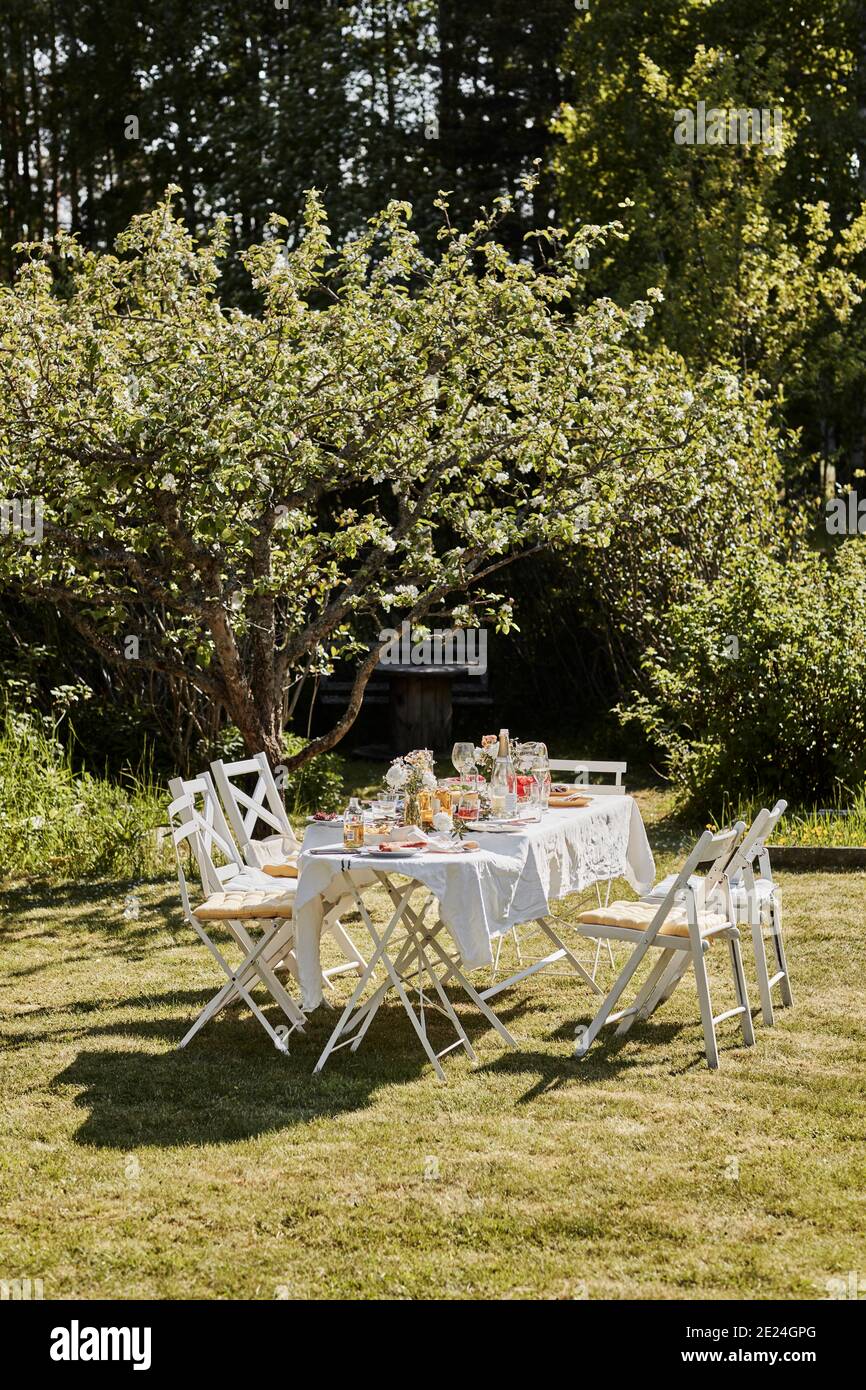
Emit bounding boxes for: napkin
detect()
[548,791,591,808]
[376,825,429,852]
[261,860,299,878]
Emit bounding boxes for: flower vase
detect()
[404,792,422,828]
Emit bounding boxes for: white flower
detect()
[474,747,486,761]
[385,762,408,790]
[681,389,695,407]
[432,811,454,833]
[421,770,437,790]
[31,815,44,830]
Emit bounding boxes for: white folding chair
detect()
[573,827,755,1069]
[167,791,306,1053]
[168,770,244,884]
[546,758,628,978]
[210,753,366,982]
[720,801,792,1026]
[168,770,305,986]
[169,769,321,1000]
[548,759,627,796]
[210,752,300,865]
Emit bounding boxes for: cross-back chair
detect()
[167,790,306,1053]
[573,826,754,1069]
[210,753,366,981]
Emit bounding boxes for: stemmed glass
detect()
[451,742,477,784]
[531,742,550,814]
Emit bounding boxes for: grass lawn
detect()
[1,794,864,1300]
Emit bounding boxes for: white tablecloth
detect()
[293,796,655,1010]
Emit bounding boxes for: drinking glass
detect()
[532,742,551,812]
[451,741,476,780]
[456,789,480,821]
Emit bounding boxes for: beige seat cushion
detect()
[260,861,299,879]
[577,899,729,939]
[193,890,296,921]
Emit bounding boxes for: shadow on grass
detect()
[51,990,498,1148]
[474,1014,745,1101]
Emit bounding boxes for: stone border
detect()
[771,845,866,870]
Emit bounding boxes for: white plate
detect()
[464,820,528,833]
[358,846,425,859]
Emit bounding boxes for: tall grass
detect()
[712,785,866,847]
[0,711,168,883]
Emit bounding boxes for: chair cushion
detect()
[223,866,297,894]
[193,889,296,921]
[643,874,776,911]
[730,877,776,904]
[244,833,299,868]
[576,899,729,938]
[642,872,701,904]
[260,861,299,879]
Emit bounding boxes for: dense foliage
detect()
[553,0,866,495]
[1,1,865,810]
[0,0,576,284]
[623,541,866,812]
[0,182,775,768]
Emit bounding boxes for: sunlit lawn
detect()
[1,793,864,1300]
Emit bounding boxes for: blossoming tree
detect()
[0,182,773,769]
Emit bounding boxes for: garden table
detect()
[293,798,655,1076]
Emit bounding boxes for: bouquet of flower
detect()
[473,734,500,781]
[385,748,437,796]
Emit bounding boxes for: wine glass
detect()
[531,742,551,812]
[451,741,476,783]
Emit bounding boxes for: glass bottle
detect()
[342,796,364,850]
[491,728,517,817]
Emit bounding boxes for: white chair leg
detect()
[691,942,719,1070]
[324,913,367,975]
[574,930,661,1058]
[490,932,506,982]
[591,880,615,974]
[727,931,756,1046]
[614,949,676,1036]
[512,925,524,968]
[591,937,603,981]
[750,917,775,1027]
[641,951,690,1019]
[770,896,794,1007]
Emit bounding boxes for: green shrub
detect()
[0,712,166,882]
[622,540,866,813]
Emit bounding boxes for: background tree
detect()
[0,186,775,766]
[0,0,578,284]
[552,0,866,495]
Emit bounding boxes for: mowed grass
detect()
[1,810,865,1299]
